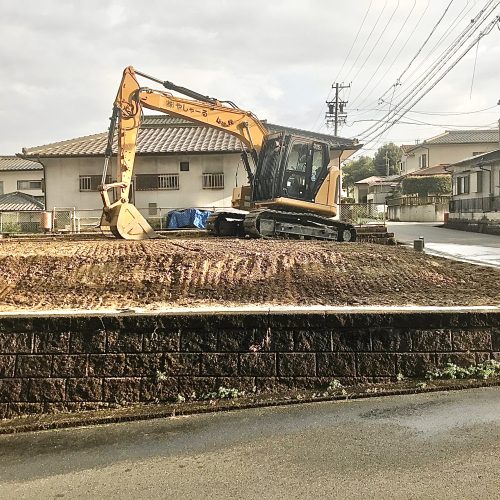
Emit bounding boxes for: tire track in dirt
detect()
[0,237,498,310]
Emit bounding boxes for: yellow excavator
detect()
[99,66,360,241]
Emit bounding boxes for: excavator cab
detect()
[252,133,332,209]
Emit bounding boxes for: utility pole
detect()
[385,150,389,176]
[326,82,350,136]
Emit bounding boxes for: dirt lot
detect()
[0,237,498,311]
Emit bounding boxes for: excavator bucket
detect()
[100,203,158,240]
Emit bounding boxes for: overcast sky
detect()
[1,0,499,156]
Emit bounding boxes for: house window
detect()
[79,176,92,191]
[475,171,483,193]
[17,180,42,190]
[418,154,427,169]
[0,181,3,195]
[457,175,470,195]
[202,173,224,189]
[180,161,190,172]
[158,174,179,190]
[136,174,179,190]
[79,175,110,192]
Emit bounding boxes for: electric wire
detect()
[347,0,401,93]
[377,0,456,104]
[359,13,500,149]
[311,0,374,130]
[349,0,416,109]
[388,0,480,103]
[357,2,498,142]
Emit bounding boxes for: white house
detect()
[446,149,500,230]
[0,157,44,200]
[21,116,357,218]
[400,129,500,175]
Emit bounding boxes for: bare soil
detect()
[0,237,498,311]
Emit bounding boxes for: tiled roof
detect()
[356,175,402,186]
[406,164,451,176]
[355,176,382,185]
[22,115,358,158]
[400,144,415,154]
[0,156,42,171]
[424,129,500,145]
[0,192,44,211]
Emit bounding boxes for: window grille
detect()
[79,175,110,192]
[202,172,224,189]
[136,174,179,191]
[158,174,179,190]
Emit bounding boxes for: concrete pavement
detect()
[388,222,500,268]
[0,386,499,499]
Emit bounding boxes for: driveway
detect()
[0,387,499,499]
[387,222,500,268]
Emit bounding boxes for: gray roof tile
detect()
[0,192,44,211]
[22,116,358,158]
[425,129,500,145]
[0,156,43,171]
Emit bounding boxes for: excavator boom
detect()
[99,66,269,240]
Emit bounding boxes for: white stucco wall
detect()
[403,143,497,173]
[43,153,244,211]
[0,170,43,196]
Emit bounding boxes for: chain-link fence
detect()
[339,203,386,225]
[0,211,43,234]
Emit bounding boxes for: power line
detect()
[357,1,498,143]
[311,0,374,130]
[359,12,500,149]
[349,0,416,109]
[341,0,388,83]
[377,0,456,104]
[351,0,431,112]
[388,0,479,104]
[347,0,402,89]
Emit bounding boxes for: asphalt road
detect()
[0,387,499,499]
[387,222,500,268]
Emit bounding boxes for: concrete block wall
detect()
[0,312,499,418]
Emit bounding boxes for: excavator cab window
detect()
[282,140,328,201]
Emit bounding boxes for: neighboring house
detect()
[446,149,500,232]
[400,129,500,175]
[353,176,381,203]
[21,116,358,213]
[353,175,400,203]
[387,164,451,222]
[0,157,44,201]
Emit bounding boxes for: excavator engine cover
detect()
[101,202,158,240]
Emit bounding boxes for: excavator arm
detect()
[99,66,269,239]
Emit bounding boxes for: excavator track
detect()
[206,211,246,237]
[207,209,356,242]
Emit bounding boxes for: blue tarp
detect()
[167,209,213,229]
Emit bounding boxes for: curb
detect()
[1,378,499,436]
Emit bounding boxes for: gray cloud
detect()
[1,0,498,154]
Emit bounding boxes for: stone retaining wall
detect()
[0,311,499,418]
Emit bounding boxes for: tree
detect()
[342,156,375,196]
[373,143,402,176]
[401,175,452,196]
